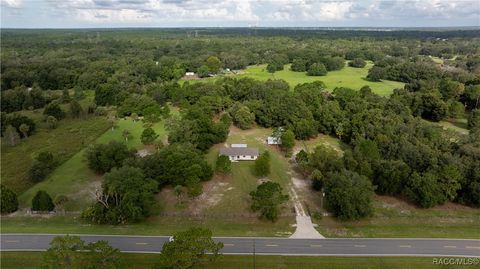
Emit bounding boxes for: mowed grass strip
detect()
[0,215,294,237]
[316,196,480,239]
[0,252,466,269]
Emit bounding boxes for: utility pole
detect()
[253,238,256,269]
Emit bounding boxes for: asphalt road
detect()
[1,234,479,257]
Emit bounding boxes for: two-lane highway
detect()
[1,234,479,257]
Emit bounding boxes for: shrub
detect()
[140,127,159,145]
[1,185,19,214]
[43,102,66,120]
[32,190,55,211]
[348,58,367,68]
[254,151,271,177]
[307,63,327,76]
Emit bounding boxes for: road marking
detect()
[310,244,323,248]
[354,245,366,248]
[135,242,148,245]
[223,244,235,247]
[4,240,20,243]
[466,246,480,249]
[399,245,411,248]
[266,244,278,247]
[444,246,457,249]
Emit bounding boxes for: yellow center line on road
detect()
[443,246,457,248]
[135,242,148,245]
[399,245,411,248]
[223,244,235,247]
[354,245,366,248]
[466,246,480,249]
[266,244,279,247]
[4,240,20,243]
[310,244,323,248]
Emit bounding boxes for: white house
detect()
[219,147,259,161]
[185,71,195,76]
[267,136,282,145]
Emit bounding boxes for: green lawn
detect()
[17,118,169,211]
[204,126,292,215]
[0,252,468,269]
[184,62,405,96]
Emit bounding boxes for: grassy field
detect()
[0,252,468,269]
[17,118,170,211]
[0,91,111,194]
[184,62,405,96]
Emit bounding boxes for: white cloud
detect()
[1,0,22,8]
[2,0,478,27]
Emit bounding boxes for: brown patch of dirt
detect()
[189,175,232,214]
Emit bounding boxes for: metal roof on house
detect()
[219,147,259,157]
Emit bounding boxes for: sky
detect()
[1,0,479,28]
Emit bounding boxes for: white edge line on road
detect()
[1,249,479,258]
[1,233,480,241]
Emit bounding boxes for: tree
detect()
[54,195,69,213]
[159,228,223,269]
[324,170,374,220]
[250,181,289,222]
[141,127,159,145]
[468,109,480,129]
[4,125,20,146]
[19,123,30,138]
[43,102,66,120]
[366,66,385,82]
[215,155,231,175]
[293,118,318,139]
[311,169,324,191]
[41,235,85,269]
[291,58,307,72]
[230,103,255,130]
[85,141,133,174]
[41,235,120,269]
[206,56,222,74]
[254,151,271,177]
[197,65,210,78]
[349,58,367,68]
[32,190,55,211]
[85,240,120,269]
[280,129,295,156]
[46,116,58,129]
[70,100,84,118]
[82,166,157,224]
[1,185,18,214]
[122,129,131,142]
[29,151,57,182]
[307,63,327,76]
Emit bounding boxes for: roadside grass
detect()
[0,252,466,269]
[182,62,405,96]
[0,215,293,237]
[316,195,480,239]
[17,118,169,211]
